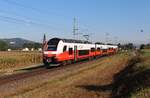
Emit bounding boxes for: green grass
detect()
[129,50,150,98]
[131,88,150,98]
[140,49,150,57]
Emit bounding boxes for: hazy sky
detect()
[0,0,149,44]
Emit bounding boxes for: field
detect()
[11,51,149,98]
[0,50,149,98]
[0,51,42,71]
[0,52,130,97]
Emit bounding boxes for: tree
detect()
[34,43,42,49]
[126,43,134,49]
[23,43,42,49]
[119,43,135,50]
[117,43,121,47]
[140,44,145,49]
[142,44,150,49]
[0,40,8,51]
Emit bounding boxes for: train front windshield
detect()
[47,38,60,51]
[47,45,57,51]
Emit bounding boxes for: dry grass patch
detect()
[0,51,42,70]
[13,53,130,98]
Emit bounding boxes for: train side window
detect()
[103,49,107,52]
[97,48,100,51]
[91,48,95,52]
[79,50,89,56]
[69,48,73,55]
[63,45,67,52]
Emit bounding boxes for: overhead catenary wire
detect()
[1,0,96,40]
[0,9,41,23]
[2,0,69,19]
[0,15,41,26]
[2,0,94,30]
[0,0,71,31]
[0,9,68,32]
[3,0,41,13]
[0,14,65,31]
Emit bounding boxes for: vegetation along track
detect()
[0,57,96,85]
[1,52,145,98]
[0,54,116,96]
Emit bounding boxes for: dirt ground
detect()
[11,53,130,98]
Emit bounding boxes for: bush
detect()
[0,40,8,51]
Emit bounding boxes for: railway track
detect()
[0,57,103,86]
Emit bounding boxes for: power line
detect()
[1,0,97,41]
[1,0,70,31]
[0,9,39,23]
[0,14,60,30]
[105,33,110,44]
[2,0,68,19]
[2,0,95,38]
[3,0,40,13]
[1,0,99,41]
[78,22,96,41]
[0,15,28,24]
[0,9,66,31]
[83,34,89,41]
[0,16,24,25]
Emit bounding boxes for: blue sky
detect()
[0,0,149,44]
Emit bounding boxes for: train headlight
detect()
[44,51,49,54]
[46,58,52,63]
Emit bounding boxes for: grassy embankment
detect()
[107,49,150,98]
[13,51,150,98]
[13,52,131,98]
[0,50,149,98]
[0,51,42,70]
[128,49,150,98]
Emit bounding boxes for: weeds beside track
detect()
[1,51,149,98]
[0,51,42,70]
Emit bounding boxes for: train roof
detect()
[48,38,118,48]
[49,38,92,44]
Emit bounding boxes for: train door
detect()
[74,45,77,61]
[95,44,97,56]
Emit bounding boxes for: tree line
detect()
[118,43,136,50]
[0,40,42,51]
[140,44,150,49]
[22,43,42,49]
[0,40,149,51]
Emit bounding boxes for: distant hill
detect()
[1,38,40,48]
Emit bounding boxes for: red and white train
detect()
[43,38,118,67]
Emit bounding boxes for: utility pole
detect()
[114,36,118,45]
[73,17,79,40]
[83,34,90,41]
[105,33,109,44]
[42,33,46,51]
